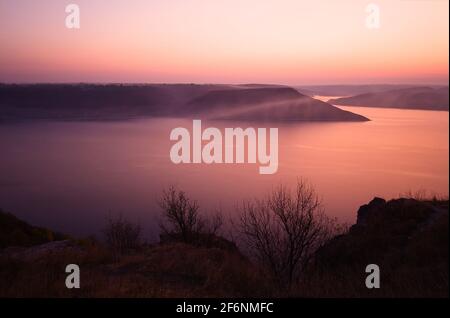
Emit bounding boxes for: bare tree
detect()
[159,186,222,243]
[236,179,340,288]
[103,214,141,257]
[204,210,224,236]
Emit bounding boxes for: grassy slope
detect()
[0,209,68,249]
[0,198,448,297]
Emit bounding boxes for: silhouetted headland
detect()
[328,86,449,111]
[0,84,369,122]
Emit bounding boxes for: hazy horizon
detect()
[1,0,448,85]
[0,82,448,86]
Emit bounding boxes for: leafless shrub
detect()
[400,189,449,202]
[204,210,224,236]
[236,179,342,289]
[159,186,223,243]
[103,215,141,257]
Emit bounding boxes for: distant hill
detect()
[184,87,368,121]
[0,84,368,122]
[328,86,449,111]
[0,84,227,121]
[296,84,428,97]
[215,94,369,122]
[183,87,299,115]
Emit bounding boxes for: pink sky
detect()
[0,0,448,85]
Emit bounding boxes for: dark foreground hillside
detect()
[0,210,68,249]
[303,197,449,297]
[0,197,448,297]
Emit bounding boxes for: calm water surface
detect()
[0,104,448,239]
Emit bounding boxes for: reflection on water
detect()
[0,106,448,239]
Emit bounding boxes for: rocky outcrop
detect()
[355,197,386,226]
[351,197,440,232]
[313,197,448,297]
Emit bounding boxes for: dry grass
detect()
[0,241,274,298]
[0,195,447,298]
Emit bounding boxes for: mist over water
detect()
[0,105,448,239]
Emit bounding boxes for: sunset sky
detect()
[0,0,448,85]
